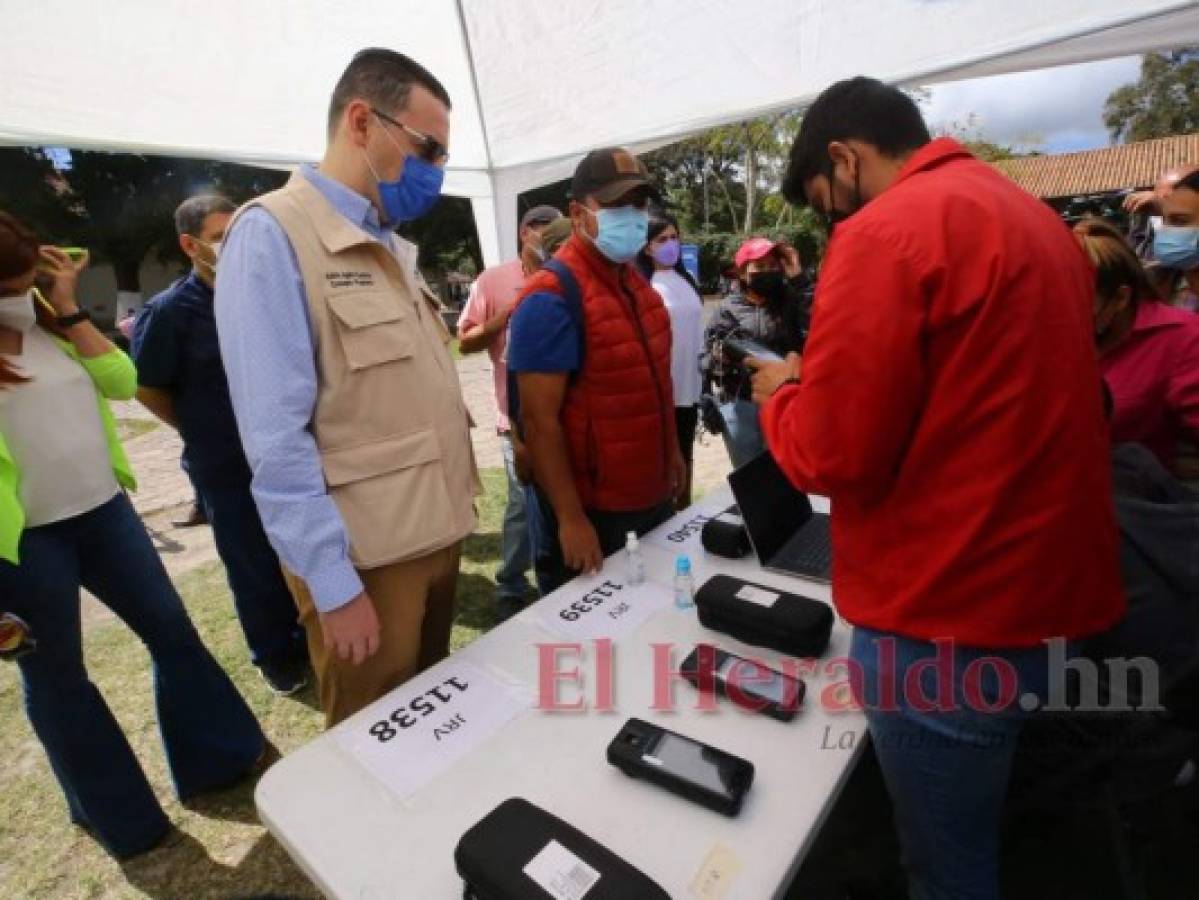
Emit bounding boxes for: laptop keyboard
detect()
[775,517,832,575]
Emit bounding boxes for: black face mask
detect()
[747,270,788,304]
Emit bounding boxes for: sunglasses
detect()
[371,108,449,165]
[0,613,36,662]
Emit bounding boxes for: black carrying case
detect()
[700,505,751,559]
[695,573,834,657]
[455,798,670,900]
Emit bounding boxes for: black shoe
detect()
[259,657,309,696]
[496,596,526,623]
[172,503,208,528]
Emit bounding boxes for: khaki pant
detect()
[284,542,462,727]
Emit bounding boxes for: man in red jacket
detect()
[509,149,686,595]
[750,78,1124,899]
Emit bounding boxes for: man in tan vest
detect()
[214,48,478,726]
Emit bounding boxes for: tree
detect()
[399,195,483,276]
[933,113,1033,162]
[643,135,745,234]
[1104,49,1199,142]
[0,148,82,241]
[63,153,289,295]
[642,110,804,237]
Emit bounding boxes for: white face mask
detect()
[194,239,220,276]
[0,290,36,333]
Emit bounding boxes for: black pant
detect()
[675,405,699,464]
[194,477,306,670]
[532,488,674,596]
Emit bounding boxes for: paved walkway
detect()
[93,351,731,626]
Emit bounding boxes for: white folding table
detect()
[256,487,867,899]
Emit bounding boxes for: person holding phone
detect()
[700,237,811,467]
[750,78,1123,899]
[0,210,265,859]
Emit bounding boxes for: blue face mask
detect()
[370,154,444,226]
[1153,226,1199,271]
[586,206,649,263]
[365,123,445,226]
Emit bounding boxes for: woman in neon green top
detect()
[0,211,264,859]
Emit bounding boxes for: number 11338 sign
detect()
[336,660,529,800]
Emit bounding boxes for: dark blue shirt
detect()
[132,272,249,485]
[507,291,582,374]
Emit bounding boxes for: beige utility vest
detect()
[236,172,478,571]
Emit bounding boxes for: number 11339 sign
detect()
[537,575,673,640]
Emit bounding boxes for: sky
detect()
[922,54,1143,153]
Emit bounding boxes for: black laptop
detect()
[727,451,832,583]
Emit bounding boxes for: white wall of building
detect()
[76,256,185,328]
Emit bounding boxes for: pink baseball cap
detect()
[734,237,780,269]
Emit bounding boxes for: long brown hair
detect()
[0,210,62,387]
[1073,217,1161,306]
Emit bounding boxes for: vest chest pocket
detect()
[327,291,414,371]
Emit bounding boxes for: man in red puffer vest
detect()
[509,148,686,595]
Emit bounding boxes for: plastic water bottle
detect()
[674,555,695,609]
[625,531,645,585]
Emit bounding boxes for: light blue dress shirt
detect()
[214,165,399,613]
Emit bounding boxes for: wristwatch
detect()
[56,310,91,329]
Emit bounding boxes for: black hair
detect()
[328,48,452,139]
[1177,169,1199,193]
[174,194,235,237]
[782,76,930,206]
[635,208,700,292]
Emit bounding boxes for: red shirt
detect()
[762,138,1124,648]
[1100,300,1199,471]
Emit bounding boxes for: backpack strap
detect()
[542,258,584,348]
[507,258,585,441]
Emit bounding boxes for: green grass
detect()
[0,467,510,899]
[114,419,159,443]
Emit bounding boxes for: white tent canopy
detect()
[2,0,1198,266]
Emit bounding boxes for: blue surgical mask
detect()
[365,127,445,226]
[585,206,649,263]
[1154,226,1199,270]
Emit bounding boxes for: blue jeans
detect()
[718,399,765,469]
[850,627,1057,900]
[0,493,265,858]
[495,434,533,603]
[524,482,553,598]
[194,477,306,669]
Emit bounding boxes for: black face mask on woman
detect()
[747,270,788,304]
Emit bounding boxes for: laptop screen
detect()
[727,451,813,565]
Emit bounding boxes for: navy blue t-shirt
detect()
[507,290,582,374]
[132,273,249,485]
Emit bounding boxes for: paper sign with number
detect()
[335,660,529,800]
[536,574,673,641]
[641,496,733,554]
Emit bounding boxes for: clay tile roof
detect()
[991,133,1199,199]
